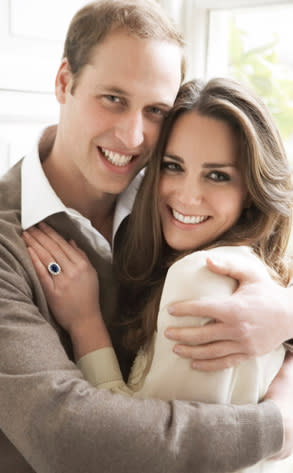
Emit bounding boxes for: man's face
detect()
[55,30,182,199]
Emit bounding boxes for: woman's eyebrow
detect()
[202,162,237,168]
[163,153,184,163]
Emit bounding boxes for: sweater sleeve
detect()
[77,347,133,396]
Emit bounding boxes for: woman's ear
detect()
[55,58,73,104]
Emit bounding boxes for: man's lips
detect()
[99,146,136,167]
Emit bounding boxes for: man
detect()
[0,1,292,472]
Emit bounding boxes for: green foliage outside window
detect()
[228,18,293,153]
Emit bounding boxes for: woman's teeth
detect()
[101,147,133,167]
[172,209,208,224]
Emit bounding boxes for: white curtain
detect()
[157,0,209,80]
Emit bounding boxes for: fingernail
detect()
[192,362,200,369]
[167,305,174,314]
[173,346,182,355]
[165,329,174,339]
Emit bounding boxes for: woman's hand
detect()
[22,222,112,359]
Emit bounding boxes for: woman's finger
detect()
[24,227,76,270]
[69,240,88,259]
[38,223,81,263]
[27,246,55,294]
[23,230,58,268]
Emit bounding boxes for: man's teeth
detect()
[172,209,208,224]
[101,147,133,167]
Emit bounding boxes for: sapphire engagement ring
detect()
[48,262,62,276]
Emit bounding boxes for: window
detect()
[1,0,293,174]
[0,0,88,174]
[206,2,293,163]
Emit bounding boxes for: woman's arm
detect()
[136,246,285,405]
[22,222,132,394]
[22,223,112,360]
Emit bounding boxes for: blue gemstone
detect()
[50,263,59,273]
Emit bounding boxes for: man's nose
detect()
[115,111,144,149]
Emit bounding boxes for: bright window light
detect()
[206,3,293,164]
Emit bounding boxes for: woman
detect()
[23,78,292,471]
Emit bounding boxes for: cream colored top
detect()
[78,246,291,473]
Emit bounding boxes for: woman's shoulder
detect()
[169,245,258,272]
[202,245,255,260]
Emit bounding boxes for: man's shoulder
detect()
[0,161,24,259]
[0,160,22,224]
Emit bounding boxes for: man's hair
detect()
[63,0,186,90]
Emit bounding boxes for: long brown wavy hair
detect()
[114,78,292,354]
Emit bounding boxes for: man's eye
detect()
[148,107,168,118]
[105,95,121,103]
[208,171,230,182]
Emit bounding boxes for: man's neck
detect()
[40,135,116,242]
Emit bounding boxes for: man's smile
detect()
[99,146,136,167]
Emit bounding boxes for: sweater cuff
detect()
[77,347,123,387]
[247,400,283,460]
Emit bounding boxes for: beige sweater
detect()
[0,162,283,473]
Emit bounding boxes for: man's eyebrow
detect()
[100,86,130,97]
[99,87,174,108]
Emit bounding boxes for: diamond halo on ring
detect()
[48,262,62,276]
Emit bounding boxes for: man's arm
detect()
[166,253,293,371]
[0,242,284,473]
[265,352,293,460]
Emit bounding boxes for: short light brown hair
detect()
[63,0,186,89]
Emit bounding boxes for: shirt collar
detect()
[21,131,144,240]
[21,140,67,230]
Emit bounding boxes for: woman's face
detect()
[159,110,247,251]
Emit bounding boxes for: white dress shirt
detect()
[21,133,143,261]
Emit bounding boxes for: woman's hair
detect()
[114,77,292,353]
[63,0,186,92]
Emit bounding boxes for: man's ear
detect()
[55,58,73,104]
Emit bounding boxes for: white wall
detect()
[0,0,89,171]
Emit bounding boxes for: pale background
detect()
[0,0,292,175]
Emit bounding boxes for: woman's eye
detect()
[208,171,230,182]
[161,161,182,172]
